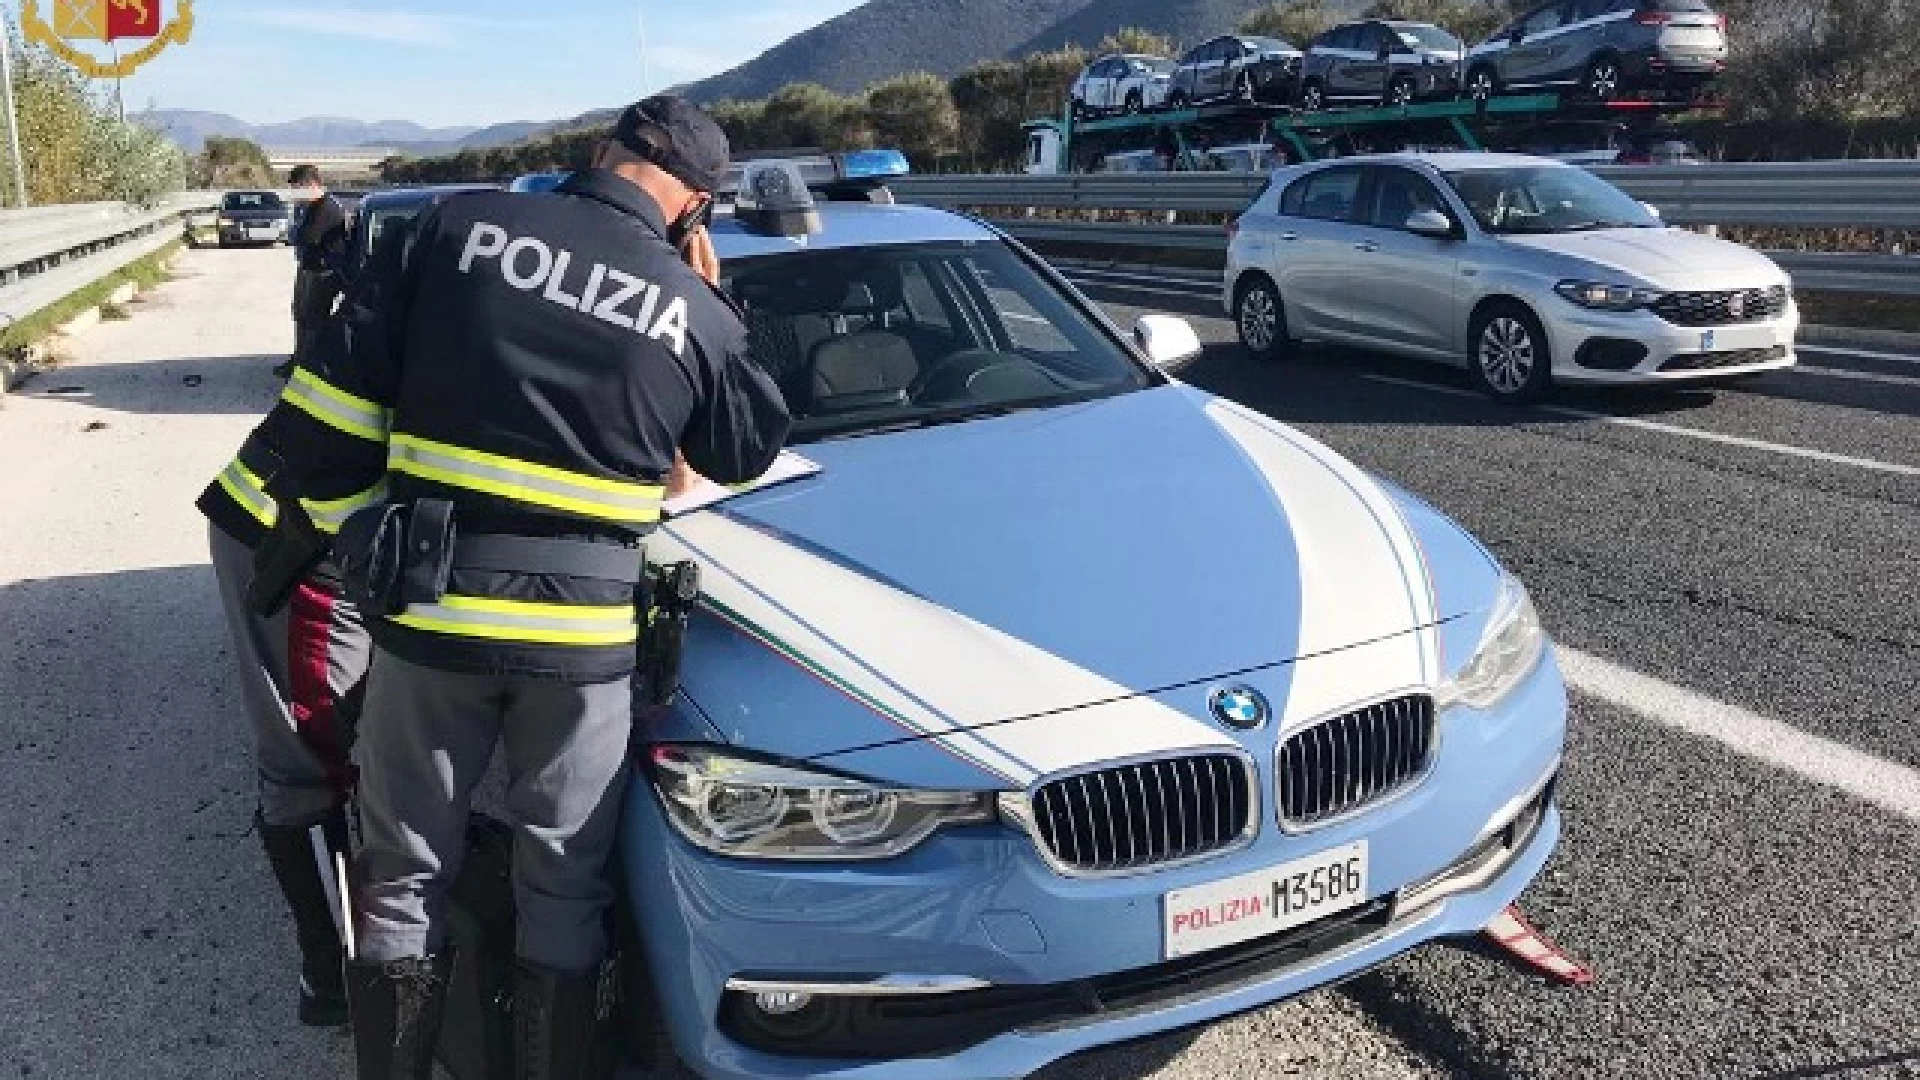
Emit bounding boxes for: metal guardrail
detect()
[893,163,1920,295]
[982,221,1920,296]
[893,161,1920,228]
[0,193,219,329]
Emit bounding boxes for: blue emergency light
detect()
[835,149,910,181]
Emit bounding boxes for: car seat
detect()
[807,276,919,414]
[733,270,849,407]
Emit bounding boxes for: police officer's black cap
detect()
[611,96,731,193]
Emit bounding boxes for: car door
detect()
[1190,38,1221,98]
[1343,25,1391,100]
[1100,57,1129,108]
[1351,165,1461,355]
[1507,2,1575,86]
[1270,164,1368,337]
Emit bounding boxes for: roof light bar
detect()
[733,160,821,238]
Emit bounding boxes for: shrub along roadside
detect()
[0,241,180,358]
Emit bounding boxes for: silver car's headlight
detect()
[650,745,995,860]
[1437,575,1546,711]
[1555,280,1662,311]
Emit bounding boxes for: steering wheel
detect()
[908,350,1030,405]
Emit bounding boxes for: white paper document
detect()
[663,450,822,518]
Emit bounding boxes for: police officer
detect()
[243,95,790,1080]
[284,163,349,379]
[194,258,398,1025]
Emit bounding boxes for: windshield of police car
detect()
[1443,165,1660,234]
[724,241,1152,442]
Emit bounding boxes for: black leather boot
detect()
[256,809,350,1026]
[346,955,450,1080]
[512,960,604,1080]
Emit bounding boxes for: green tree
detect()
[949,60,1032,169]
[864,72,959,168]
[2,36,185,206]
[757,82,866,151]
[1094,27,1176,57]
[195,136,273,188]
[708,99,768,153]
[1238,0,1336,44]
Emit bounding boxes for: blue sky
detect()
[6,0,867,128]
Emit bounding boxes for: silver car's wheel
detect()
[1585,56,1621,101]
[1467,67,1497,102]
[1470,306,1550,400]
[1235,276,1289,363]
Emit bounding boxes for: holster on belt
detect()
[639,560,700,707]
[335,497,459,616]
[244,439,324,617]
[335,503,409,616]
[247,503,329,617]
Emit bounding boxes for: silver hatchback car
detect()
[1224,153,1797,399]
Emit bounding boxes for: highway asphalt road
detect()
[1,248,1914,1080]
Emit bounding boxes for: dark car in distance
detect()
[1165,34,1304,108]
[1463,0,1728,103]
[215,190,290,248]
[343,184,498,279]
[1299,20,1465,109]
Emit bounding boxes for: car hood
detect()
[1499,226,1786,289]
[653,386,1500,769]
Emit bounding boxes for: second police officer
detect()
[242,96,791,1080]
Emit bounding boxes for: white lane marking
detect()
[1352,373,1920,479]
[1063,266,1221,288]
[1064,275,1222,303]
[1799,344,1920,368]
[1783,364,1920,389]
[1558,647,1920,824]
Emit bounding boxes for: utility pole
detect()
[0,14,28,208]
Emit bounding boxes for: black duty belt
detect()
[451,534,646,584]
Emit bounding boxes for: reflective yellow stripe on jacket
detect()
[281,368,389,443]
[390,595,639,647]
[387,433,664,526]
[215,458,279,528]
[299,481,389,535]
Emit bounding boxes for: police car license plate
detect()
[249,226,276,238]
[1162,841,1368,959]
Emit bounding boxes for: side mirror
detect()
[1133,314,1204,368]
[1405,209,1456,238]
[1510,27,1527,42]
[1641,201,1662,219]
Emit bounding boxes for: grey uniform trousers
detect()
[209,522,370,828]
[352,649,633,972]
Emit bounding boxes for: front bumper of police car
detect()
[619,669,1564,1080]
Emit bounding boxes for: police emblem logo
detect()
[1726,291,1746,320]
[22,0,195,80]
[1208,685,1270,731]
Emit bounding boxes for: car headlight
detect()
[649,745,995,860]
[1555,280,1661,311]
[1437,575,1546,711]
[217,216,233,226]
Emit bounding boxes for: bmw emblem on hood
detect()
[1209,685,1270,731]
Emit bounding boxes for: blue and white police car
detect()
[616,150,1568,1079]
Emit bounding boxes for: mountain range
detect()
[674,0,1305,103]
[142,0,1354,156]
[133,111,550,155]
